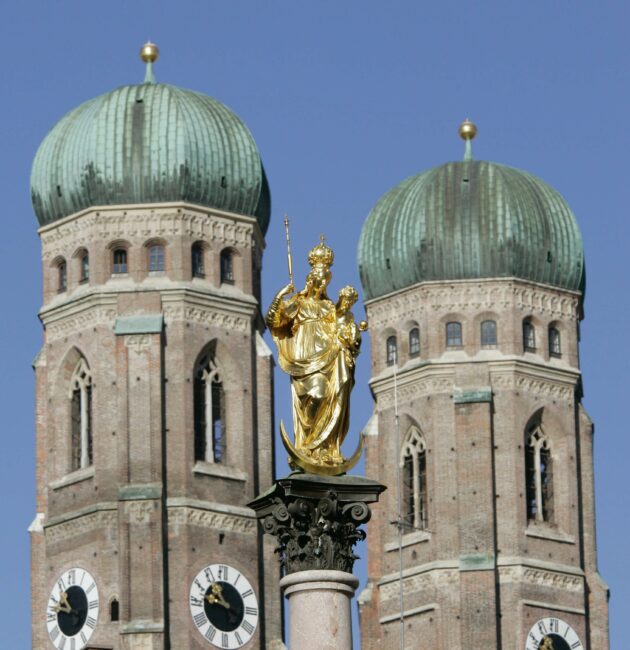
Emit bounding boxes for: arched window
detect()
[401,427,428,531]
[70,359,93,471]
[386,335,397,366]
[409,328,420,358]
[194,352,225,463]
[220,249,234,284]
[57,260,67,293]
[80,252,89,283]
[446,321,462,347]
[192,243,205,278]
[525,425,553,523]
[549,326,561,357]
[112,248,128,274]
[148,244,165,272]
[523,319,536,351]
[480,320,497,346]
[110,598,119,621]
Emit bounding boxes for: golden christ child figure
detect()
[266,237,365,475]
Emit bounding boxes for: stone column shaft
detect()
[280,570,358,650]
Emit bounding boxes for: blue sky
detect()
[1,1,627,647]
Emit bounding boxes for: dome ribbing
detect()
[31,82,270,232]
[358,160,584,300]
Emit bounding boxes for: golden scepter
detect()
[284,215,294,287]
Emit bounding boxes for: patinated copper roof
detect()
[358,160,584,300]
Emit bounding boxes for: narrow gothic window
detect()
[70,359,93,471]
[446,321,462,347]
[409,327,420,357]
[220,249,234,284]
[148,244,165,272]
[80,252,89,283]
[480,320,497,346]
[386,335,397,366]
[400,427,428,531]
[58,260,67,293]
[192,243,205,278]
[113,248,128,274]
[110,598,119,622]
[549,326,561,357]
[523,320,536,351]
[194,353,226,463]
[525,425,554,523]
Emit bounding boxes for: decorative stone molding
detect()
[365,279,579,329]
[168,506,256,534]
[379,569,458,601]
[125,501,155,524]
[44,307,118,341]
[40,205,259,262]
[124,334,153,355]
[249,473,385,575]
[499,565,582,592]
[162,304,250,333]
[45,509,117,543]
[375,377,453,407]
[491,374,574,400]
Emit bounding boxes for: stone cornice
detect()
[377,556,585,601]
[365,278,580,329]
[39,285,258,339]
[166,498,256,534]
[39,201,264,257]
[372,357,580,407]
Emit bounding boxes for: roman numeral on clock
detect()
[235,631,243,645]
[241,588,253,598]
[88,599,99,609]
[50,625,60,641]
[241,619,255,635]
[571,643,582,649]
[86,616,97,629]
[193,611,206,627]
[245,606,258,616]
[205,625,216,642]
[221,632,229,648]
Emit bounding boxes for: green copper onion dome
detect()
[31,44,270,232]
[358,124,584,300]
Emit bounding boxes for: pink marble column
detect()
[280,570,359,650]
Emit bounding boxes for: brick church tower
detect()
[29,44,282,649]
[356,123,609,649]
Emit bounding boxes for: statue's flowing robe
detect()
[270,293,354,459]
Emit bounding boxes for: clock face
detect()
[525,617,583,650]
[46,567,99,649]
[190,563,259,648]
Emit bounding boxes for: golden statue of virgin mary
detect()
[266,238,365,475]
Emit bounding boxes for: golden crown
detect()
[308,236,334,270]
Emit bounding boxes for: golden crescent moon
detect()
[280,421,364,476]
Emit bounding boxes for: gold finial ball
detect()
[459,119,477,141]
[359,320,369,332]
[140,41,159,64]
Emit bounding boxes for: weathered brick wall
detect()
[32,203,281,649]
[360,278,609,649]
